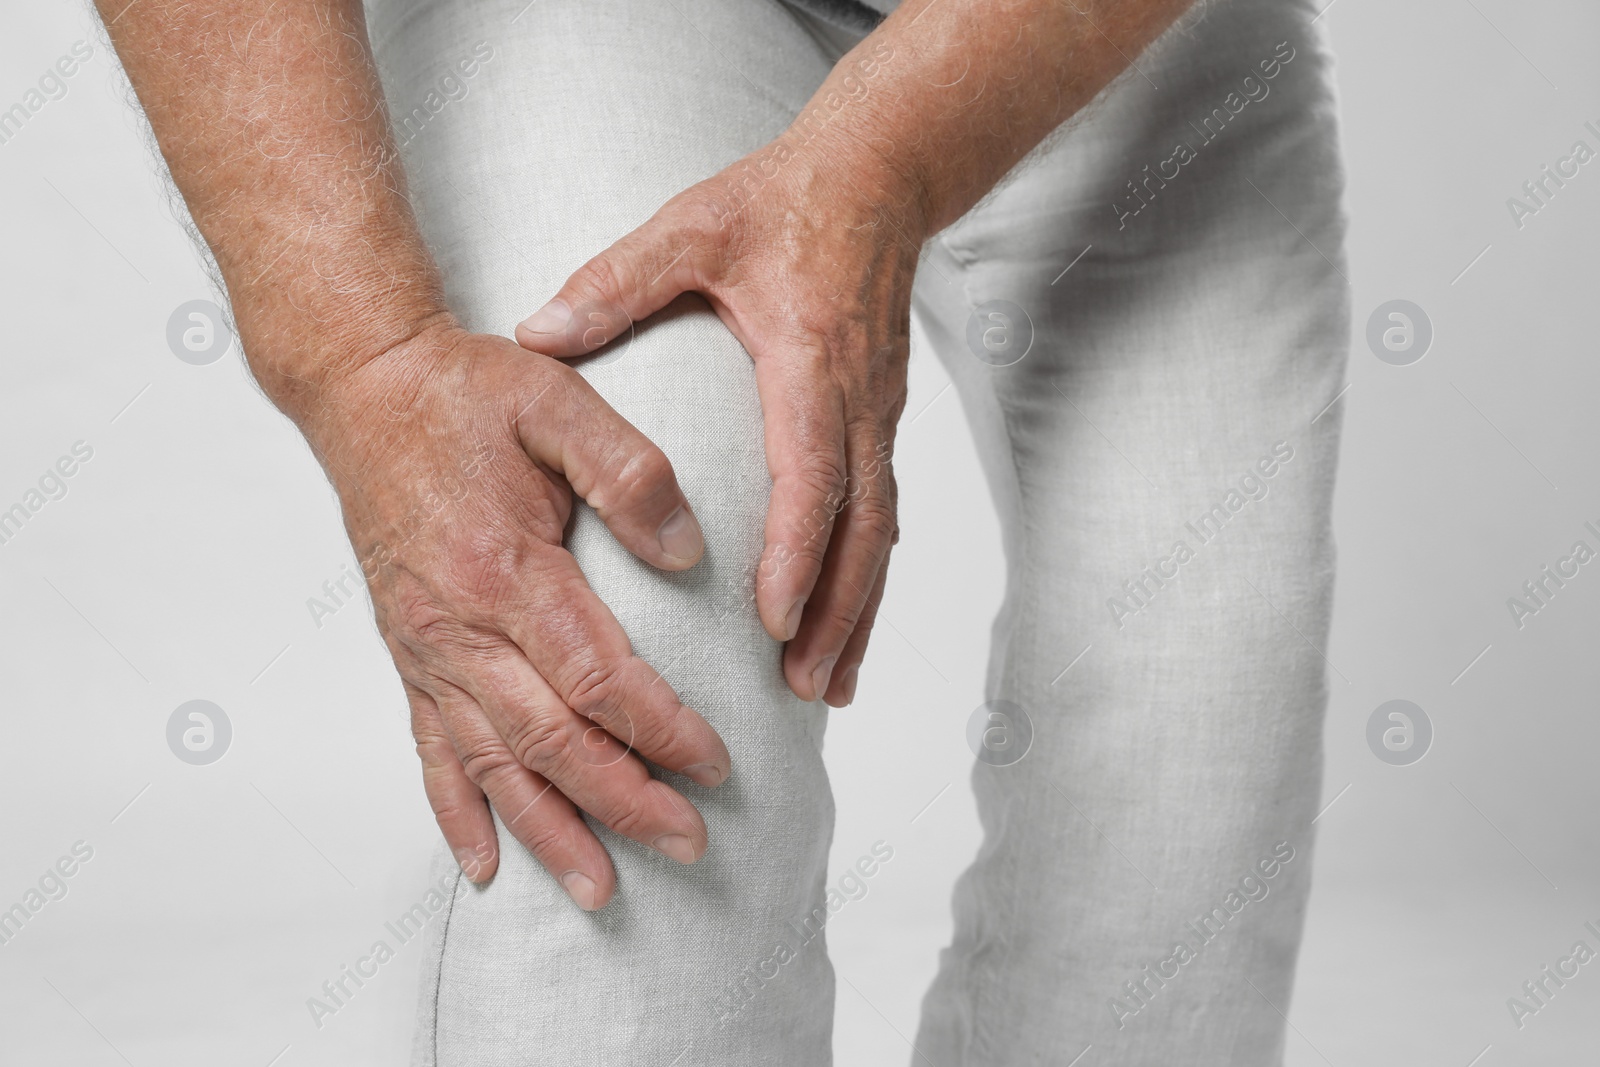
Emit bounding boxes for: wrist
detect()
[765,111,938,248]
[222,212,455,430]
[276,312,466,463]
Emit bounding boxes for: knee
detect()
[566,296,770,626]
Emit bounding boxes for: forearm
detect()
[800,0,1197,233]
[93,0,448,431]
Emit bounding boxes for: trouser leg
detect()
[910,2,1349,1062]
[364,1,846,1062]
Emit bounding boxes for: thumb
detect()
[515,215,711,357]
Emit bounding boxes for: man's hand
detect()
[513,0,1196,707]
[92,0,741,910]
[309,324,729,908]
[515,136,914,709]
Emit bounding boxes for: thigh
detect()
[364,2,846,1064]
[911,0,1348,1062]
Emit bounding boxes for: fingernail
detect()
[682,761,728,788]
[783,598,806,641]
[560,870,599,910]
[518,297,571,337]
[652,833,699,864]
[658,506,704,564]
[454,846,489,883]
[838,664,860,706]
[811,657,836,702]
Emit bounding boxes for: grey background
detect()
[3,0,1598,1063]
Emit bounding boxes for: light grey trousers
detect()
[366,0,1350,1063]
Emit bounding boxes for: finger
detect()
[514,208,713,357]
[426,633,712,866]
[502,543,731,786]
[406,681,499,884]
[821,548,891,708]
[748,353,850,644]
[429,682,617,911]
[515,364,705,570]
[782,424,897,701]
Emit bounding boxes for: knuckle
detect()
[606,699,679,764]
[513,813,575,862]
[564,662,625,723]
[603,795,655,841]
[390,589,468,650]
[675,188,731,234]
[823,580,887,639]
[881,389,909,426]
[425,792,476,827]
[850,611,882,644]
[607,445,675,508]
[519,494,569,546]
[504,713,575,776]
[787,532,831,572]
[794,451,848,501]
[443,534,525,605]
[386,549,523,657]
[818,600,866,638]
[848,496,899,544]
[785,455,850,554]
[572,255,627,305]
[816,319,871,361]
[411,722,454,763]
[457,741,521,790]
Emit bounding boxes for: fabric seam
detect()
[429,863,465,1065]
